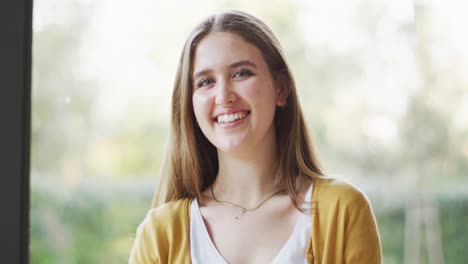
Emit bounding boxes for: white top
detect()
[190,183,313,264]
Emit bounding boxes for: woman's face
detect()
[191,32,284,153]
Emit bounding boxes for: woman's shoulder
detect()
[133,198,192,244]
[313,176,371,208]
[130,198,193,263]
[135,198,192,237]
[144,198,192,225]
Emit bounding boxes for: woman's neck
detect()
[212,137,281,208]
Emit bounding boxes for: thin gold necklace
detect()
[210,185,281,220]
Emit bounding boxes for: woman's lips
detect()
[214,111,250,128]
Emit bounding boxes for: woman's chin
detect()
[214,138,249,154]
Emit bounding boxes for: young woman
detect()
[129,10,381,264]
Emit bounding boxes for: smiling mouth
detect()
[214,111,250,124]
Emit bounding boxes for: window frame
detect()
[0,0,32,263]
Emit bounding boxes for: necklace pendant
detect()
[235,208,247,220]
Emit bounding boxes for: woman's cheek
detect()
[244,79,264,99]
[193,92,213,124]
[246,78,276,104]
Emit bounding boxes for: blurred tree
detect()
[32,1,97,176]
[400,2,466,263]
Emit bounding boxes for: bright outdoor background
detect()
[31,0,468,263]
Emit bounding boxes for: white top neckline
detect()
[190,183,314,264]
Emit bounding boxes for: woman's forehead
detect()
[192,32,266,76]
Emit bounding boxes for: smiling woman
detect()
[192,32,284,153]
[129,10,381,264]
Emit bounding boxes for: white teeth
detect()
[217,112,247,124]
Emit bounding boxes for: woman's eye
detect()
[233,69,252,79]
[197,79,214,88]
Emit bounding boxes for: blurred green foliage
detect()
[31,180,468,263]
[31,179,154,264]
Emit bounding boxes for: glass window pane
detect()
[32,0,468,263]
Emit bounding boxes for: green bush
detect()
[31,180,468,263]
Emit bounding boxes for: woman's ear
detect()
[275,72,290,107]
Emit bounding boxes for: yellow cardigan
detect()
[129,178,382,263]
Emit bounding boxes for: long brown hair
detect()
[152,10,326,208]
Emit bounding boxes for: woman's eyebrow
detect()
[193,69,212,80]
[228,60,257,69]
[193,60,257,80]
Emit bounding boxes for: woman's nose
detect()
[214,80,236,106]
